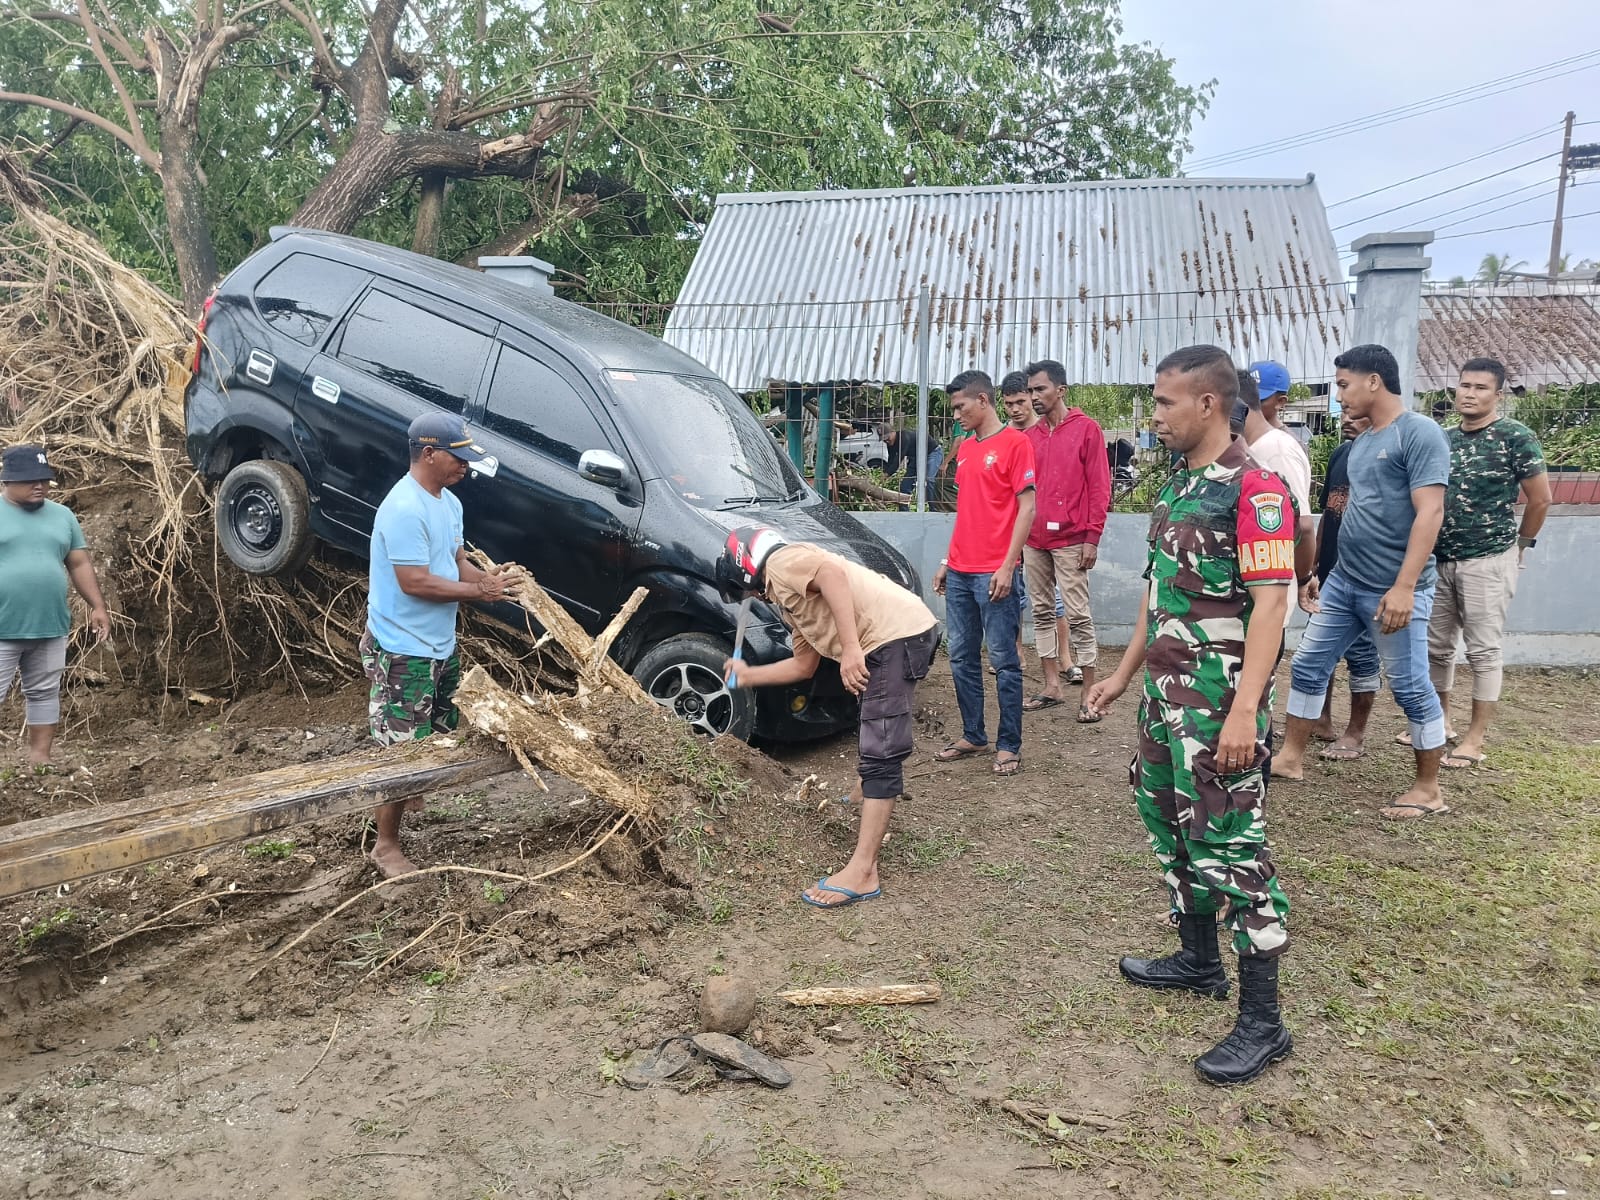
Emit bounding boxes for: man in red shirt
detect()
[1022,359,1112,721]
[932,370,1037,775]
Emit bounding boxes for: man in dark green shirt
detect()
[1426,359,1550,769]
[0,445,111,768]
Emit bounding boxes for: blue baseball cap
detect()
[408,412,484,460]
[1248,361,1291,399]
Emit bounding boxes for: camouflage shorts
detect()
[1132,688,1290,959]
[359,627,462,747]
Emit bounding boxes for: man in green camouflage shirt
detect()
[1087,345,1294,1086]
[1426,357,1550,769]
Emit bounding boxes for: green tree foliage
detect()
[0,0,1211,309]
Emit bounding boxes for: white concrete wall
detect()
[854,511,1600,665]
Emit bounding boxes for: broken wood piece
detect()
[0,744,512,901]
[776,982,942,1007]
[587,586,648,677]
[995,1099,1121,1134]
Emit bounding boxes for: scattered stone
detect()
[699,975,757,1035]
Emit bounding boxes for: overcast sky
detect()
[1121,0,1600,280]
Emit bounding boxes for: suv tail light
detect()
[190,293,215,374]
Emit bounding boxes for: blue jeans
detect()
[1287,570,1446,750]
[1317,571,1380,688]
[945,569,1023,754]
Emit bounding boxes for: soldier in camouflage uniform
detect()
[362,412,508,877]
[1086,345,1295,1086]
[1427,357,1551,769]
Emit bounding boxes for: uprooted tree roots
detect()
[2,153,790,983]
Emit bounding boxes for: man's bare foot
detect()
[1309,722,1337,742]
[370,843,419,878]
[1273,751,1306,781]
[802,865,881,907]
[1318,735,1365,761]
[1381,782,1447,821]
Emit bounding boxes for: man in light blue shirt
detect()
[362,412,507,877]
[1276,345,1453,821]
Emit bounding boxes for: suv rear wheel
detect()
[632,633,756,741]
[215,459,313,577]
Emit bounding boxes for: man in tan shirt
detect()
[718,526,939,909]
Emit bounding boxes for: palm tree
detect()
[1476,252,1528,283]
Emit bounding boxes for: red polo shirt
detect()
[948,427,1036,573]
[1025,407,1112,549]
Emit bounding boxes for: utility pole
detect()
[1548,111,1576,280]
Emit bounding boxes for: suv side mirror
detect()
[469,455,499,480]
[578,448,628,489]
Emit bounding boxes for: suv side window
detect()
[335,289,489,414]
[483,346,612,467]
[252,254,368,346]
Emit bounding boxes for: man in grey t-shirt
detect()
[1275,345,1453,821]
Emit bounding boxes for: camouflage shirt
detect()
[1144,438,1296,712]
[1434,417,1545,562]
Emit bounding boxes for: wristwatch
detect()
[1518,536,1536,550]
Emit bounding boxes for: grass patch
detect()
[748,1123,846,1197]
[891,827,974,870]
[243,838,296,861]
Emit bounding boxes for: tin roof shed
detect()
[665,178,1350,390]
[1416,282,1600,392]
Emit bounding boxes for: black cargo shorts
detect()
[858,625,941,799]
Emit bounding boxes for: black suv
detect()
[185,227,917,741]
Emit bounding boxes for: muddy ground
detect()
[1,658,1597,1200]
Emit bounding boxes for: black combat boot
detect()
[1194,955,1294,1085]
[1118,912,1230,999]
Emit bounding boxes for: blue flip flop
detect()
[801,876,882,909]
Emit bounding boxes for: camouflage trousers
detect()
[359,627,462,747]
[1133,684,1290,959]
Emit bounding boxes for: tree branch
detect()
[74,0,147,152]
[273,0,342,88]
[0,89,159,170]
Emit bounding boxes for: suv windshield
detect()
[605,370,804,507]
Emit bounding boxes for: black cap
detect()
[1,444,55,483]
[407,412,485,461]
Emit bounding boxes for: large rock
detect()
[698,976,758,1036]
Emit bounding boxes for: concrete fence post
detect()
[1349,231,1433,404]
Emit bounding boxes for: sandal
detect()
[1076,704,1103,724]
[1022,694,1063,711]
[1441,752,1485,770]
[1065,667,1084,685]
[1381,802,1451,821]
[1318,744,1365,761]
[935,741,984,762]
[992,754,1022,776]
[619,1036,700,1089]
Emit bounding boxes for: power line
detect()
[1432,184,1562,231]
[1324,125,1558,208]
[1414,176,1559,226]
[1330,153,1556,231]
[1432,207,1600,241]
[1187,50,1600,170]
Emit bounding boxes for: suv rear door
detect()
[293,283,495,536]
[453,332,642,627]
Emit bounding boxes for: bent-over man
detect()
[1086,345,1294,1086]
[364,413,507,877]
[719,528,939,909]
[0,444,112,768]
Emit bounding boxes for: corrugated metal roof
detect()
[1416,285,1600,391]
[664,178,1350,389]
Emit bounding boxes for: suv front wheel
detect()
[632,633,756,741]
[215,459,314,577]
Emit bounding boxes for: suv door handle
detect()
[246,350,276,385]
[311,376,341,404]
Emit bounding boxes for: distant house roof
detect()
[665,178,1350,390]
[1416,283,1600,391]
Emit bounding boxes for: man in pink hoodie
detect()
[1021,359,1112,721]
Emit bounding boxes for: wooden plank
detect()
[0,744,512,902]
[776,983,942,1007]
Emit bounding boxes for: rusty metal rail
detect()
[0,744,513,902]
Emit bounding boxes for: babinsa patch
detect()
[1249,489,1284,534]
